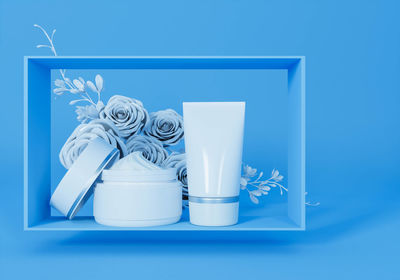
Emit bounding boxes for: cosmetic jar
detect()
[93,153,182,227]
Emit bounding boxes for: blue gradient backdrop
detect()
[1,0,399,279]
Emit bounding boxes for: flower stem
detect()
[34,24,100,106]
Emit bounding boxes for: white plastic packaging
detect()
[50,137,120,219]
[183,102,245,226]
[93,152,182,227]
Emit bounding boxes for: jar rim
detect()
[101,168,177,182]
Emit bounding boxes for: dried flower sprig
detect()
[305,192,320,207]
[53,74,104,106]
[240,165,287,204]
[34,24,104,110]
[33,24,64,77]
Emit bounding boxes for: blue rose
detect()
[126,135,168,166]
[100,95,149,138]
[59,119,127,169]
[144,109,184,146]
[163,152,187,196]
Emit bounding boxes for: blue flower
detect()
[100,95,149,138]
[144,109,184,147]
[125,135,168,166]
[163,152,187,195]
[59,119,127,169]
[75,101,104,123]
[243,164,257,178]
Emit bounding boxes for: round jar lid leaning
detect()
[50,137,120,219]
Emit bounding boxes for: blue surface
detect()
[1,0,400,279]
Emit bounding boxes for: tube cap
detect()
[189,201,239,226]
[50,137,119,219]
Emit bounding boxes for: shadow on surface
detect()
[24,179,400,257]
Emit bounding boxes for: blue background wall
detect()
[1,0,399,279]
[50,68,289,216]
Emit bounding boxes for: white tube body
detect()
[183,102,245,226]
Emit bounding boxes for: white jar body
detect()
[94,180,182,227]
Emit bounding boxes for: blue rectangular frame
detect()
[24,56,305,231]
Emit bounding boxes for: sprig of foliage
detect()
[305,192,320,206]
[240,165,287,204]
[52,74,103,106]
[33,24,63,76]
[34,24,103,106]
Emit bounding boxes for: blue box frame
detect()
[24,56,305,231]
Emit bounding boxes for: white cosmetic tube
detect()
[183,102,245,226]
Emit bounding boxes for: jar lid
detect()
[50,137,120,219]
[101,168,177,183]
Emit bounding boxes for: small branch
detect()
[306,201,320,207]
[241,167,287,203]
[34,24,65,79]
[81,91,95,105]
[34,24,102,107]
